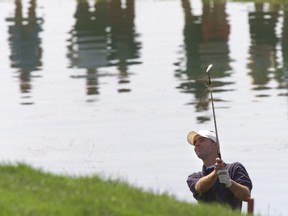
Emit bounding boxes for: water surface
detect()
[0,0,288,215]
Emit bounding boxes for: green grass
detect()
[0,163,246,216]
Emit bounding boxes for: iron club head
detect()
[206,64,213,73]
[206,64,213,85]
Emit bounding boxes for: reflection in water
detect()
[67,0,141,99]
[247,3,279,95]
[176,0,232,123]
[108,0,141,93]
[247,3,288,98]
[278,5,288,96]
[6,0,43,105]
[67,0,108,97]
[4,0,288,107]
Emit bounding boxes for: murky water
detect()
[1,0,288,215]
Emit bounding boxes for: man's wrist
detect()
[226,179,232,188]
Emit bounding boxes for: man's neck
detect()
[202,156,217,167]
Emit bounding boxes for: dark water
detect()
[1,0,288,215]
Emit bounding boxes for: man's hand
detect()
[217,169,232,187]
[214,158,225,171]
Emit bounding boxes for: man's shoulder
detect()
[187,171,203,181]
[226,161,246,169]
[226,161,253,190]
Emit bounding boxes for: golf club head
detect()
[206,64,213,73]
[206,64,213,84]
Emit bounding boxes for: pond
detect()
[0,0,288,215]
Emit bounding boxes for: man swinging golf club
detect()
[186,65,253,211]
[186,130,252,210]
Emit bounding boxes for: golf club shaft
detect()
[206,65,221,159]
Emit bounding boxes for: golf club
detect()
[206,64,221,159]
[206,65,255,214]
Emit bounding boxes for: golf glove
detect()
[217,169,232,187]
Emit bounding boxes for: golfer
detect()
[186,130,253,210]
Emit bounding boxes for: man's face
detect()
[193,135,217,159]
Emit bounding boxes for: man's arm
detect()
[195,158,225,194]
[228,180,251,201]
[217,166,252,201]
[195,169,218,194]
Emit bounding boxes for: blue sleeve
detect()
[186,172,203,200]
[228,162,253,191]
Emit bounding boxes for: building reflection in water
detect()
[108,0,141,93]
[67,0,141,100]
[247,3,279,96]
[247,3,288,98]
[176,0,232,123]
[280,5,288,96]
[5,0,288,107]
[6,0,43,105]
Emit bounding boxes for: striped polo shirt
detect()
[187,162,253,210]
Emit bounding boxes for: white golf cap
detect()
[187,130,217,145]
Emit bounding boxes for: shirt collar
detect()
[202,165,215,174]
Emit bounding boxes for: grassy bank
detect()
[0,163,246,216]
